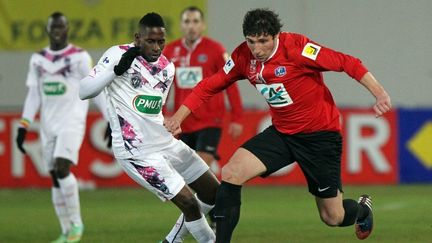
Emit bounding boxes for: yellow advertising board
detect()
[0,0,206,50]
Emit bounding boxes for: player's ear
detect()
[134,33,141,46]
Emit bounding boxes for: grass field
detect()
[1,185,431,243]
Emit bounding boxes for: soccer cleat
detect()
[355,195,373,240]
[51,234,67,243]
[66,223,84,243]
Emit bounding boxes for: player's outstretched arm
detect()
[163,105,191,136]
[79,71,116,100]
[359,72,392,117]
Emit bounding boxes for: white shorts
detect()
[117,139,209,201]
[41,129,85,170]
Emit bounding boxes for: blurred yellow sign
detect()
[407,122,432,168]
[0,0,206,50]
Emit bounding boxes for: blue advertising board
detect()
[398,109,432,183]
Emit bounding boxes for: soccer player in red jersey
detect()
[165,8,391,242]
[163,6,243,168]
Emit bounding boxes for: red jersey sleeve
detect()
[183,46,246,112]
[225,83,243,122]
[290,34,368,81]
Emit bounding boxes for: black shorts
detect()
[241,125,343,198]
[179,127,222,158]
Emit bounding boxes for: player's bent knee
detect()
[221,162,246,185]
[319,211,343,226]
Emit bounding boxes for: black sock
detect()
[214,181,242,243]
[339,199,360,227]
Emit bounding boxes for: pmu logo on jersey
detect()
[274,66,286,77]
[255,83,293,107]
[43,82,67,95]
[133,95,162,114]
[302,43,321,61]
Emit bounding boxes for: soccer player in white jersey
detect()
[15,12,109,243]
[79,13,219,243]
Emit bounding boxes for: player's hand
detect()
[228,122,243,139]
[163,117,182,136]
[113,46,141,76]
[16,127,27,154]
[104,122,112,148]
[373,91,391,117]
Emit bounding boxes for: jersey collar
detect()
[181,37,203,52]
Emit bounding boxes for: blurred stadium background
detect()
[0,0,431,242]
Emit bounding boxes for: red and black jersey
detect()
[163,37,243,133]
[183,32,368,134]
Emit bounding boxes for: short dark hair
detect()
[242,8,283,37]
[49,11,67,23]
[181,6,204,19]
[139,12,165,28]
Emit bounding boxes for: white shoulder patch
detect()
[223,57,235,74]
[301,43,321,61]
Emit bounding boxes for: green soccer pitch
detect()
[1,185,431,242]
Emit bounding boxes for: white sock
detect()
[165,197,214,242]
[52,187,70,234]
[58,173,83,226]
[185,216,215,243]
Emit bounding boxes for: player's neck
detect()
[50,42,68,51]
[184,37,201,49]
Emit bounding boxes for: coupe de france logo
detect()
[274,66,286,77]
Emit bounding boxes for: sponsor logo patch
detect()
[274,66,286,77]
[43,82,67,95]
[198,54,208,63]
[301,43,321,61]
[133,95,162,114]
[176,67,203,88]
[255,83,293,107]
[223,57,235,74]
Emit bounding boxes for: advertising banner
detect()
[398,109,432,183]
[0,0,206,50]
[0,108,399,188]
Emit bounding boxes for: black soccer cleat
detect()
[355,195,373,240]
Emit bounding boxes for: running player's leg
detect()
[53,131,85,242]
[194,128,222,230]
[118,154,215,243]
[215,126,293,243]
[163,140,218,242]
[293,131,373,239]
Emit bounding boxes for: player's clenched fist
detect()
[163,117,182,136]
[114,47,141,76]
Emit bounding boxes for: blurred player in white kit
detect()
[16,12,109,243]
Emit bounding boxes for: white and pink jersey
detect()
[26,44,92,134]
[90,44,175,159]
